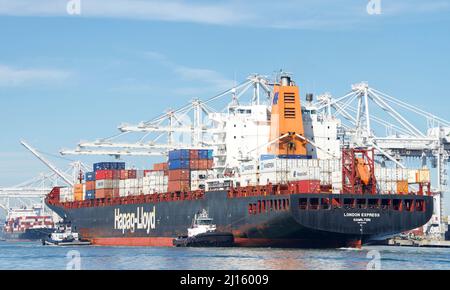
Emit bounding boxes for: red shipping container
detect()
[120,169,128,180]
[95,188,113,199]
[113,188,120,198]
[296,180,320,193]
[128,170,137,179]
[153,162,168,171]
[96,170,113,180]
[85,181,95,191]
[112,170,120,179]
[168,169,190,181]
[207,160,213,169]
[189,150,199,160]
[168,180,190,192]
[198,160,208,170]
[190,159,199,170]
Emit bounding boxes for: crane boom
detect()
[20,140,74,187]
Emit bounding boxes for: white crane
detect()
[313,82,450,239]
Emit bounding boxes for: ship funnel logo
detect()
[114,206,156,234]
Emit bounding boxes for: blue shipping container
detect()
[93,162,125,171]
[85,172,95,181]
[207,150,213,160]
[168,159,190,170]
[198,149,209,159]
[168,149,190,160]
[85,190,95,199]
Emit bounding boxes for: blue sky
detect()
[0,0,450,213]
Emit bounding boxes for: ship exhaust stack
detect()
[268,74,307,156]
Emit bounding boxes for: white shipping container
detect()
[96,180,113,189]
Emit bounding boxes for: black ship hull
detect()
[1,227,55,241]
[47,191,434,248]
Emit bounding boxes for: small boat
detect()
[173,209,234,247]
[42,222,91,246]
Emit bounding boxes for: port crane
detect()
[58,73,449,238]
[60,74,273,157]
[0,141,90,216]
[312,82,450,238]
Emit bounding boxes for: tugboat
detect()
[42,222,91,246]
[173,210,234,247]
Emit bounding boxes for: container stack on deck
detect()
[143,162,169,194]
[167,149,213,192]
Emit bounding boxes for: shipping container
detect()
[168,149,190,160]
[85,172,95,181]
[397,180,409,194]
[85,190,95,200]
[168,159,190,170]
[168,180,190,192]
[95,188,113,199]
[96,179,114,189]
[168,169,190,181]
[153,162,168,171]
[198,149,209,159]
[93,162,125,171]
[96,170,113,180]
[85,181,95,191]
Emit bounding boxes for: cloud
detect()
[173,66,234,90]
[143,50,234,91]
[2,0,448,31]
[0,0,252,25]
[0,64,70,86]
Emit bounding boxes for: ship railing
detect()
[53,189,206,209]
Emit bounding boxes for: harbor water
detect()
[0,241,449,270]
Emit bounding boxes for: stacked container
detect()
[93,163,121,198]
[60,187,73,202]
[143,170,168,194]
[85,172,96,199]
[73,184,84,201]
[119,169,139,196]
[167,149,213,192]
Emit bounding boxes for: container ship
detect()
[45,74,434,248]
[1,205,55,241]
